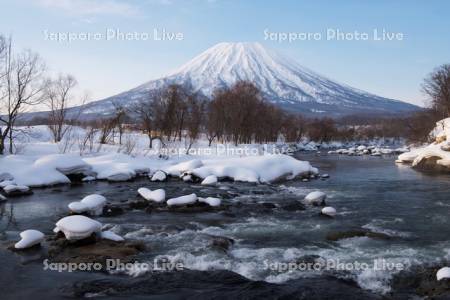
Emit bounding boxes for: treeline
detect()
[123,81,431,148]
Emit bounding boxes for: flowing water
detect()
[0,153,449,299]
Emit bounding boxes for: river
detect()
[1,153,449,299]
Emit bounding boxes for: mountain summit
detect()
[81,42,418,117]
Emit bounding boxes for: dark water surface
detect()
[1,154,449,299]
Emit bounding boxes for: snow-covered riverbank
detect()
[0,126,318,190]
[397,118,450,171]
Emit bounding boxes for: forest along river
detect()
[0,153,449,299]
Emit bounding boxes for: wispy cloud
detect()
[33,0,140,17]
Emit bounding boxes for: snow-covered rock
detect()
[321,206,337,217]
[137,187,165,202]
[137,187,152,200]
[3,184,30,195]
[201,175,218,185]
[81,194,106,215]
[68,201,90,214]
[165,159,203,177]
[0,194,6,202]
[101,230,124,242]
[167,193,197,206]
[436,267,450,281]
[182,174,193,182]
[14,229,45,249]
[304,191,326,206]
[198,197,221,207]
[191,155,317,183]
[151,170,167,182]
[68,194,106,215]
[55,215,102,240]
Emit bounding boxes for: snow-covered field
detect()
[0,126,318,189]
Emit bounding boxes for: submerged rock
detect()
[48,233,144,265]
[280,201,306,212]
[391,263,450,298]
[102,204,125,217]
[210,235,235,252]
[326,229,391,241]
[62,269,383,299]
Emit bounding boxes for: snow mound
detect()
[167,193,197,206]
[3,184,30,194]
[101,230,124,242]
[190,155,317,183]
[68,194,106,215]
[83,153,149,181]
[151,170,167,182]
[201,175,218,185]
[198,197,221,207]
[34,154,92,175]
[138,188,166,202]
[68,201,90,213]
[321,206,337,217]
[304,191,326,206]
[81,194,107,215]
[165,159,203,177]
[55,215,102,240]
[15,229,45,249]
[437,267,450,281]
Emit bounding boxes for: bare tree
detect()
[111,101,127,145]
[422,64,450,118]
[44,74,78,142]
[0,36,46,154]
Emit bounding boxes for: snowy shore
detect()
[0,126,318,189]
[396,118,450,171]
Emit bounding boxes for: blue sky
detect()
[0,0,449,106]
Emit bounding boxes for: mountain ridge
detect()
[28,42,420,119]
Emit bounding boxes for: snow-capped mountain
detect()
[63,42,419,118]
